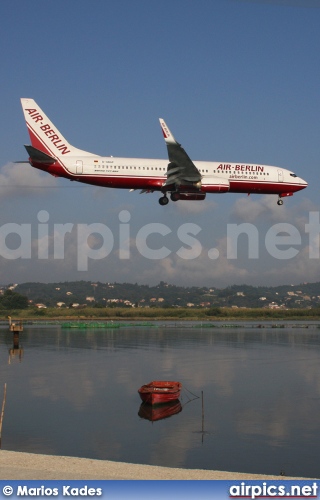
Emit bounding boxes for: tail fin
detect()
[21,98,95,158]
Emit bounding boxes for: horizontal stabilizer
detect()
[24,145,57,164]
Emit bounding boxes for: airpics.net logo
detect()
[229,481,319,499]
[0,210,318,271]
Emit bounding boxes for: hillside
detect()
[6,280,320,310]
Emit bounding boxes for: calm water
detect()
[0,323,320,478]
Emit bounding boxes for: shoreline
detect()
[2,317,320,324]
[1,308,320,323]
[0,450,313,480]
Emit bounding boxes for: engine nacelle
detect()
[201,177,230,193]
[177,193,206,201]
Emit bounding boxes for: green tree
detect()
[0,290,28,309]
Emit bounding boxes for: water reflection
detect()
[0,324,320,478]
[8,332,24,364]
[138,401,182,422]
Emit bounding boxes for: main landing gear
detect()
[277,197,284,206]
[170,192,180,202]
[159,195,169,206]
[158,192,181,205]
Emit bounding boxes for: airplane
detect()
[20,98,307,206]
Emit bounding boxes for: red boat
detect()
[138,381,182,405]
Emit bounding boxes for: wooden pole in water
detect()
[0,383,7,448]
[201,390,204,444]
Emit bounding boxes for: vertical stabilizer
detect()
[21,98,96,158]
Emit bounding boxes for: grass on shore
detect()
[1,306,320,321]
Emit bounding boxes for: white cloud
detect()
[0,185,318,287]
[230,196,291,223]
[230,195,319,226]
[0,162,57,200]
[132,236,250,286]
[176,199,218,214]
[264,245,320,283]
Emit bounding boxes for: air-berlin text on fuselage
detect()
[217,164,264,172]
[26,108,71,155]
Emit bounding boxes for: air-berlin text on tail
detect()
[25,108,70,155]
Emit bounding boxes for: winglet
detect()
[159,118,178,145]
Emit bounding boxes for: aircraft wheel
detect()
[159,196,169,206]
[277,199,284,206]
[170,192,180,202]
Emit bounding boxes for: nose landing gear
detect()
[277,197,284,206]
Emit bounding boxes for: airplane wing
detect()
[159,119,202,187]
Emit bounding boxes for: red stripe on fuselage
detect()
[26,123,306,196]
[228,180,306,194]
[25,118,307,196]
[28,163,306,196]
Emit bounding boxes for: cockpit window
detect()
[290,173,297,177]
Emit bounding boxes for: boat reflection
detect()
[138,400,182,422]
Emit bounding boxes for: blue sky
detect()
[0,0,319,287]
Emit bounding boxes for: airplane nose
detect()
[298,177,308,187]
